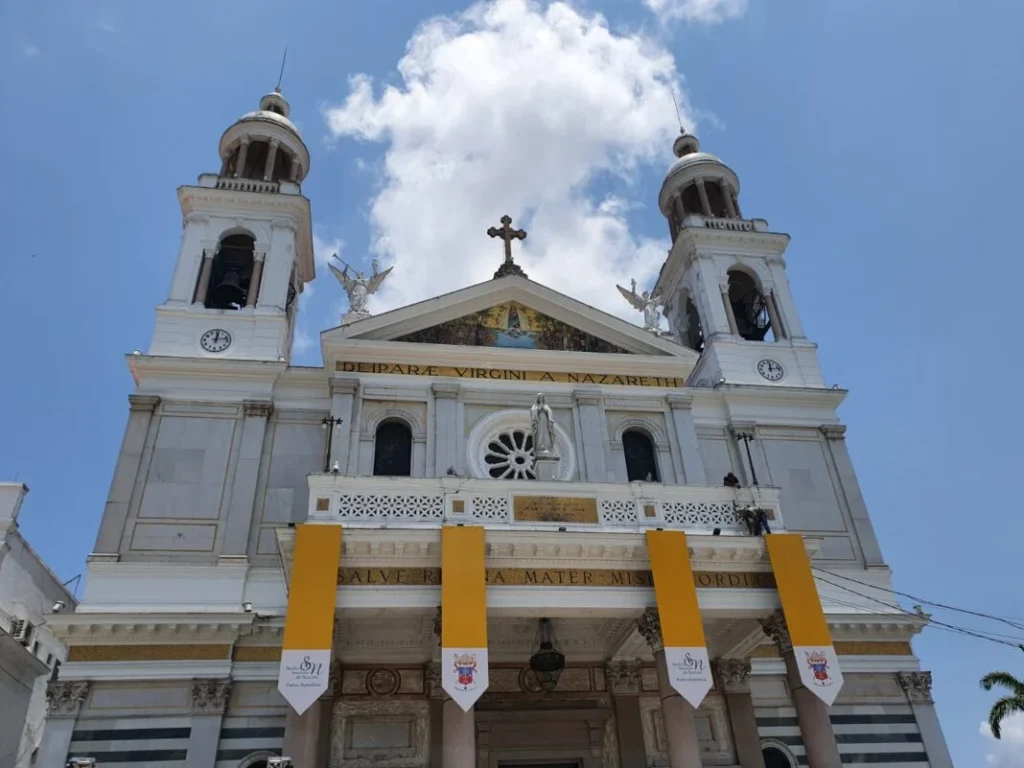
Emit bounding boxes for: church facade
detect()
[40,89,954,768]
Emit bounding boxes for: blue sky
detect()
[2,0,1023,764]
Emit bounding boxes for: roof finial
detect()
[670,85,683,133]
[275,47,288,93]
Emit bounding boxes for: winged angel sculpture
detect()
[330,256,393,320]
[617,279,663,333]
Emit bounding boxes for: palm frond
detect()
[987,695,1024,739]
[981,671,1024,695]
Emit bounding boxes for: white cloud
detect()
[981,712,1024,767]
[644,0,747,25]
[293,327,314,354]
[323,0,688,321]
[22,44,40,57]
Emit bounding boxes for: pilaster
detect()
[713,659,765,768]
[221,401,273,560]
[606,660,647,768]
[760,612,842,768]
[665,392,706,485]
[92,394,160,558]
[330,377,359,475]
[186,679,232,768]
[898,671,953,768]
[573,389,607,482]
[432,382,462,476]
[820,425,885,565]
[38,681,90,768]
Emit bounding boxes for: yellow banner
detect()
[646,530,705,647]
[764,534,832,646]
[278,524,342,714]
[441,526,488,648]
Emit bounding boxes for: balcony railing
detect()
[214,177,280,194]
[306,475,783,535]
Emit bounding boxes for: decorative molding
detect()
[820,424,847,440]
[67,644,231,662]
[46,680,90,718]
[430,381,461,398]
[243,400,274,418]
[759,612,792,654]
[330,376,360,396]
[233,645,281,662]
[665,391,694,410]
[127,394,161,412]
[636,607,663,653]
[425,662,444,699]
[897,671,934,703]
[712,658,751,693]
[368,668,400,696]
[605,660,643,695]
[190,678,231,713]
[362,406,426,438]
[466,408,576,481]
[573,389,604,407]
[835,641,913,656]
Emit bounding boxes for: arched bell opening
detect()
[727,269,775,342]
[682,293,704,352]
[205,234,255,310]
[704,179,732,218]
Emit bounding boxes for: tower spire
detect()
[275,47,288,93]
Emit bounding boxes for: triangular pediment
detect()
[324,276,694,359]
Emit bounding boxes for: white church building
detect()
[38,87,954,768]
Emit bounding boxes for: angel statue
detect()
[329,256,393,321]
[617,278,663,333]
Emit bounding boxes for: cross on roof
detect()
[487,215,528,279]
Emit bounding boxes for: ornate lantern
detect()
[529,618,565,693]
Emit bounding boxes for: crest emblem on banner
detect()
[805,650,833,686]
[454,652,479,690]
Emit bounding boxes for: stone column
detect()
[427,663,445,768]
[722,183,739,219]
[246,251,266,307]
[820,425,885,566]
[186,679,231,768]
[37,681,89,768]
[695,178,712,217]
[731,191,742,219]
[714,659,765,768]
[443,700,475,768]
[221,401,273,560]
[573,389,607,482]
[193,248,215,305]
[636,609,703,768]
[234,137,251,178]
[432,382,461,476]
[330,377,359,474]
[762,288,784,340]
[283,663,337,768]
[263,139,281,181]
[288,158,300,182]
[898,672,953,768]
[720,282,740,336]
[606,661,647,768]
[665,392,706,485]
[92,394,160,557]
[760,613,842,768]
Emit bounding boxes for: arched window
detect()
[622,430,659,482]
[682,294,704,351]
[727,269,774,342]
[205,234,255,310]
[373,421,412,476]
[762,745,796,768]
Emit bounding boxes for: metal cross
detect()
[487,215,527,265]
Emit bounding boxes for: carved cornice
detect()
[713,658,752,693]
[820,424,847,440]
[665,391,694,410]
[636,607,663,653]
[605,660,643,695]
[330,376,360,396]
[46,680,90,717]
[897,671,933,703]
[190,678,231,713]
[243,400,274,418]
[759,611,793,654]
[431,382,461,398]
[572,389,603,407]
[127,394,161,413]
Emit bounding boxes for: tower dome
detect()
[217,89,311,185]
[658,129,742,229]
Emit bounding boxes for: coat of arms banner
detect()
[646,530,713,707]
[766,533,844,706]
[441,525,489,711]
[278,524,342,714]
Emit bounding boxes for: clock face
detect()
[757,358,784,382]
[200,329,232,353]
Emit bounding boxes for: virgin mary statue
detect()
[530,394,557,458]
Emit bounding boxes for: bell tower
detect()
[653,130,825,388]
[150,88,314,362]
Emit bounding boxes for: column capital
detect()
[253,250,267,263]
[431,381,461,399]
[713,658,752,693]
[604,659,643,695]
[665,391,694,410]
[190,678,231,714]
[572,388,603,406]
[268,137,281,148]
[128,394,161,412]
[46,680,90,718]
[636,607,663,653]
[239,136,252,146]
[331,376,360,396]
[718,279,731,294]
[759,611,793,654]
[820,424,847,440]
[897,671,934,703]
[242,400,274,418]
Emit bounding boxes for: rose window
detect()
[485,428,536,480]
